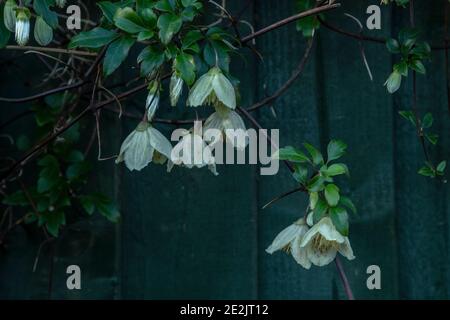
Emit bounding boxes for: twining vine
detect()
[0,0,448,300]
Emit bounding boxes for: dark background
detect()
[1,0,449,299]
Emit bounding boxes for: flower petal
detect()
[123,131,154,171]
[306,244,337,267]
[291,232,311,269]
[148,127,173,159]
[212,71,236,109]
[300,217,345,248]
[338,237,355,261]
[266,224,302,254]
[187,72,214,107]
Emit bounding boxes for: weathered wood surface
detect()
[1,1,449,299]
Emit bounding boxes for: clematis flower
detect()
[170,73,183,107]
[299,217,355,267]
[15,8,30,47]
[384,70,401,94]
[187,67,236,110]
[168,127,218,175]
[116,121,172,171]
[146,81,160,121]
[266,218,311,269]
[203,104,247,150]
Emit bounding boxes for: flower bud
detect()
[15,8,31,47]
[169,73,183,107]
[146,81,160,121]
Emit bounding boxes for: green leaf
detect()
[3,191,28,206]
[313,198,328,223]
[306,175,325,192]
[339,196,357,215]
[66,161,91,181]
[69,27,118,49]
[410,59,426,74]
[0,5,11,49]
[418,164,435,178]
[34,16,53,46]
[324,184,340,207]
[274,146,310,163]
[61,121,80,143]
[329,207,349,236]
[303,142,323,166]
[67,150,84,163]
[399,110,416,126]
[386,38,400,53]
[175,52,196,85]
[292,164,308,184]
[103,35,135,77]
[38,154,59,167]
[422,113,433,129]
[137,30,154,41]
[97,1,120,23]
[38,168,60,193]
[394,61,408,76]
[44,211,66,237]
[437,160,447,174]
[326,163,349,176]
[114,7,148,33]
[157,13,182,44]
[182,30,203,50]
[137,46,165,76]
[34,0,58,29]
[154,0,175,12]
[309,191,319,210]
[327,139,347,162]
[425,133,439,145]
[80,195,95,215]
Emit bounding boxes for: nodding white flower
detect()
[384,70,402,94]
[4,0,17,32]
[146,81,160,121]
[187,67,236,110]
[204,103,248,150]
[170,73,183,107]
[15,9,30,47]
[168,127,218,175]
[56,0,67,8]
[266,218,311,269]
[299,217,355,267]
[116,122,172,171]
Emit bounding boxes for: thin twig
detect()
[241,3,340,43]
[4,45,98,56]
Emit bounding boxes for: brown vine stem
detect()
[241,3,341,43]
[0,82,148,184]
[248,36,315,111]
[318,15,450,51]
[408,0,430,164]
[237,106,355,300]
[4,45,98,57]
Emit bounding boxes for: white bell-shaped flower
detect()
[299,217,355,267]
[266,218,311,269]
[187,67,236,110]
[116,122,172,171]
[15,9,30,47]
[204,104,247,150]
[168,126,217,175]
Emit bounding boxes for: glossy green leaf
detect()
[69,27,118,49]
[103,36,135,76]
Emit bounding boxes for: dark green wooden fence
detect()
[1,0,449,299]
